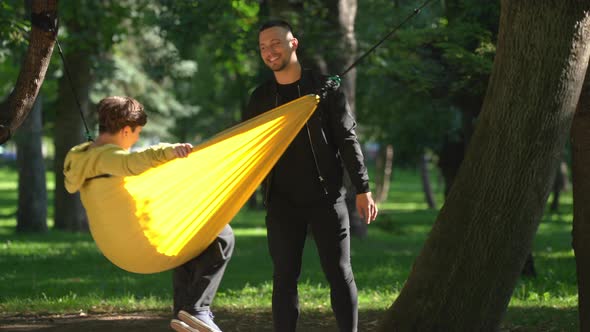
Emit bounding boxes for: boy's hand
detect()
[173,143,193,158]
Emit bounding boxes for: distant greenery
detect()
[0,165,579,330]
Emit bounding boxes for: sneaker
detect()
[178,309,222,332]
[170,319,198,332]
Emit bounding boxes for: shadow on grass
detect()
[503,305,578,332]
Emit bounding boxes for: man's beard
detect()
[267,58,288,72]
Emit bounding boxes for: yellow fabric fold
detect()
[83,94,319,273]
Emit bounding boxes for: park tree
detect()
[0,0,57,145]
[572,57,590,332]
[1,1,54,232]
[378,2,590,331]
[15,96,47,232]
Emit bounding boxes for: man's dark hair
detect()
[259,19,293,34]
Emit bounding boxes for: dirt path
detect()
[0,310,383,331]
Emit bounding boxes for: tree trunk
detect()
[420,153,436,209]
[379,2,590,331]
[571,56,590,332]
[375,144,393,203]
[0,0,57,144]
[15,95,47,232]
[53,50,91,231]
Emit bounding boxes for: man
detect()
[244,20,378,332]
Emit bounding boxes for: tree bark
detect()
[0,0,57,145]
[15,95,47,233]
[53,50,91,231]
[571,56,590,332]
[379,2,590,331]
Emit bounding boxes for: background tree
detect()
[571,57,590,332]
[0,0,57,144]
[15,96,47,232]
[379,2,590,330]
[1,0,52,232]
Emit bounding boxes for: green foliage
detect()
[0,1,28,101]
[355,0,498,163]
[0,0,28,59]
[145,1,261,141]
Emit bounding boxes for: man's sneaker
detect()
[178,309,222,332]
[170,319,198,332]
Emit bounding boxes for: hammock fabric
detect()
[83,94,319,274]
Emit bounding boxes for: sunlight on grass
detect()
[232,227,266,237]
[379,201,433,211]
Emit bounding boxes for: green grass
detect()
[0,164,580,330]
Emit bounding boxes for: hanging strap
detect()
[33,10,93,142]
[319,0,436,96]
[55,39,93,142]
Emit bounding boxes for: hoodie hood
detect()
[63,142,122,193]
[63,142,95,193]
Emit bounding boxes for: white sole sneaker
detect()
[170,319,199,332]
[178,310,220,332]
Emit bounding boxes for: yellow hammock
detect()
[83,94,319,274]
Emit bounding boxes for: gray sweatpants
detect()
[173,225,234,315]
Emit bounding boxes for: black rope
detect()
[320,0,435,96]
[340,0,436,77]
[32,9,93,141]
[55,38,93,142]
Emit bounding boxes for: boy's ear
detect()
[121,125,131,135]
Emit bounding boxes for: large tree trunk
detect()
[0,0,57,144]
[571,57,590,332]
[379,2,590,331]
[53,50,91,231]
[15,96,47,232]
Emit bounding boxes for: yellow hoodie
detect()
[63,141,186,273]
[64,141,179,194]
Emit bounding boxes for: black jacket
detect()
[244,69,370,206]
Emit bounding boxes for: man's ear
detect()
[290,37,299,51]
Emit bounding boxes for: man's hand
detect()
[173,143,193,158]
[356,192,378,224]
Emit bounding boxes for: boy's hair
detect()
[259,19,293,34]
[97,96,147,134]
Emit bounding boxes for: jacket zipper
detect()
[267,86,329,203]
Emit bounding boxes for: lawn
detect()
[0,163,579,331]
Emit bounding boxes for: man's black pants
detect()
[266,200,358,332]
